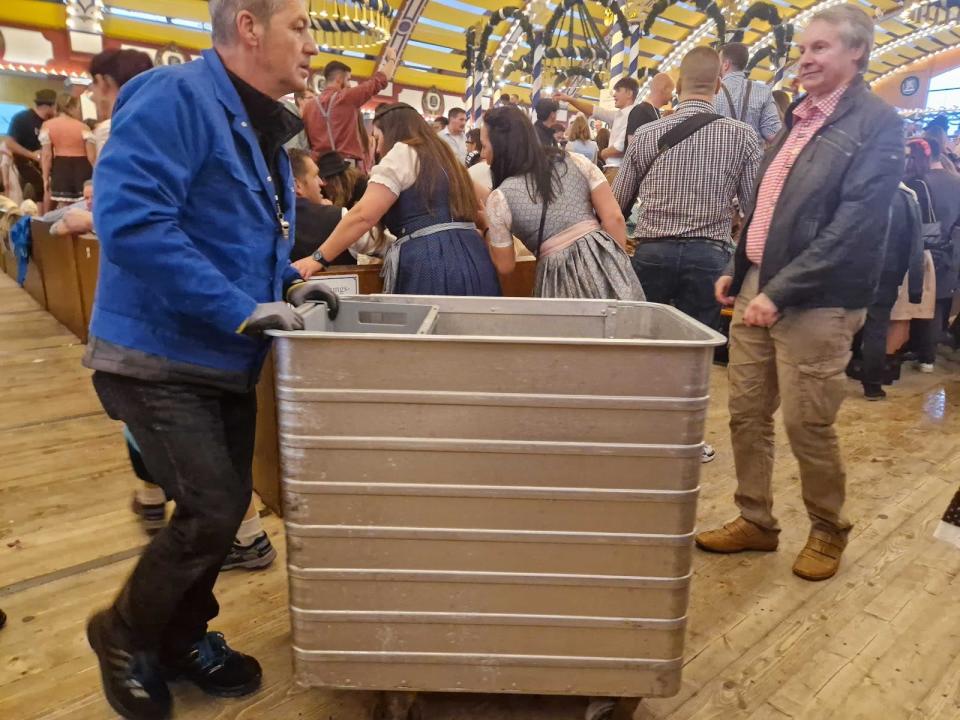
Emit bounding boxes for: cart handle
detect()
[287,280,340,320]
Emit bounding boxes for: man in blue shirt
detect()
[713,42,782,142]
[84,2,318,718]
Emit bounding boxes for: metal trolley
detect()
[271,294,725,709]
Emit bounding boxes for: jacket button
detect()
[267,175,272,182]
[241,121,248,128]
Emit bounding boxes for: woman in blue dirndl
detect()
[293,102,500,297]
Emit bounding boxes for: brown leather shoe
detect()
[793,528,847,581]
[695,516,779,553]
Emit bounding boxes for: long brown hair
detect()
[322,166,366,208]
[596,127,610,152]
[373,103,478,221]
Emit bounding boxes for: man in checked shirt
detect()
[613,46,762,334]
[695,5,904,582]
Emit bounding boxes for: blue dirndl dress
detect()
[381,180,501,296]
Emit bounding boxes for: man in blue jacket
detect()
[84,2,317,718]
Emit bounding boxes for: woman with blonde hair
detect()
[294,102,500,295]
[39,93,95,208]
[566,114,599,164]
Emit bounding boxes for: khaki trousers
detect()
[728,267,865,534]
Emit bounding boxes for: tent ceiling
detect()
[2,0,958,100]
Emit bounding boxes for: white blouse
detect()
[484,151,607,248]
[94,120,111,155]
[368,142,421,196]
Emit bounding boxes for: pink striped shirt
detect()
[745,84,849,265]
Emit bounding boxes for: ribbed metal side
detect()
[276,298,722,698]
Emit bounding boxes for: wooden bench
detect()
[31,221,88,341]
[0,210,46,308]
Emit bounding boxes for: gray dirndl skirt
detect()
[535,230,645,301]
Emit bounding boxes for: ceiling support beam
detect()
[378,0,431,72]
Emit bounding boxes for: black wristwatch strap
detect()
[311,249,331,268]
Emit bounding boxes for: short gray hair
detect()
[209,0,290,45]
[810,4,875,72]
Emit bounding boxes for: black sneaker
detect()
[863,384,887,401]
[87,610,172,720]
[220,532,277,571]
[164,632,261,698]
[131,493,167,533]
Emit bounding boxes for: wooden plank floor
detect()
[0,273,957,720]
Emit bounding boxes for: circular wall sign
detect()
[422,86,444,116]
[900,76,920,97]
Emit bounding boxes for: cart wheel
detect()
[372,691,421,720]
[612,697,641,719]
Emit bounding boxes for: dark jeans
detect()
[856,302,894,386]
[913,298,952,363]
[13,156,42,201]
[631,238,732,331]
[92,371,256,658]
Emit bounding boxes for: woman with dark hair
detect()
[479,106,643,300]
[903,136,960,372]
[293,102,500,295]
[465,128,482,167]
[595,126,610,170]
[88,48,155,155]
[924,120,959,174]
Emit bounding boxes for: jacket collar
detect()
[203,49,248,119]
[200,49,296,220]
[225,65,302,148]
[784,74,867,131]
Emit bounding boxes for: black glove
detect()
[239,302,304,336]
[286,280,340,320]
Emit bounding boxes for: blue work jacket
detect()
[91,49,299,375]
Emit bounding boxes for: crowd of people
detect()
[2,1,960,719]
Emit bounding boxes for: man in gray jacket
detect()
[696,5,904,582]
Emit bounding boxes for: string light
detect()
[0,61,89,80]
[639,0,753,97]
[308,0,393,51]
[871,41,957,86]
[872,19,960,57]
